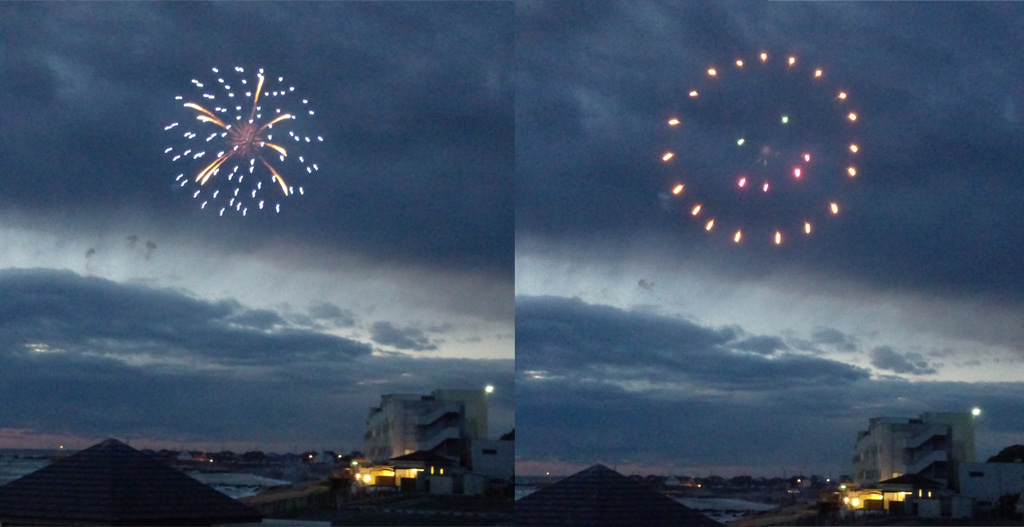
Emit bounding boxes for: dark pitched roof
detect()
[0,438,261,526]
[390,450,456,465]
[877,473,945,488]
[515,464,723,527]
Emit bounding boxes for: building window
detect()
[482,449,497,455]
[970,471,984,477]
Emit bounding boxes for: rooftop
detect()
[0,438,261,526]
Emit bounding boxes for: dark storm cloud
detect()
[516,295,1024,474]
[0,344,513,450]
[810,327,860,353]
[0,268,371,365]
[518,372,1024,475]
[0,2,512,275]
[733,335,788,355]
[0,267,513,447]
[517,295,869,390]
[516,376,864,474]
[869,346,937,376]
[307,301,356,328]
[516,0,1024,301]
[369,321,438,352]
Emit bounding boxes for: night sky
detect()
[0,3,513,452]
[517,2,1024,477]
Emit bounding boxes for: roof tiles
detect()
[0,438,261,526]
[515,464,723,526]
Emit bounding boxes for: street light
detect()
[485,385,494,394]
[972,407,981,417]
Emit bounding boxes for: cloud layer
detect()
[0,268,513,451]
[516,295,1024,476]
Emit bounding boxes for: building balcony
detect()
[905,424,949,449]
[906,449,948,475]
[417,405,462,427]
[419,427,461,452]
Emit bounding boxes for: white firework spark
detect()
[164,66,323,215]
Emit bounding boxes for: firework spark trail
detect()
[165,67,323,216]
[661,52,859,245]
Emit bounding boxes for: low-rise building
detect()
[468,438,514,481]
[958,461,1024,516]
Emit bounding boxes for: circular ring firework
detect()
[164,67,322,216]
[661,52,859,244]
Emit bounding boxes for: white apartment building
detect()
[852,412,976,490]
[363,388,488,464]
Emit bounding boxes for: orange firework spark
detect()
[165,66,322,216]
[661,51,860,244]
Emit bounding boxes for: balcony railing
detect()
[906,448,948,474]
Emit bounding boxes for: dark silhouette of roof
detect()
[390,450,456,465]
[515,464,723,526]
[0,438,261,526]
[877,473,944,488]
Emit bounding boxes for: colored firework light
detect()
[164,67,322,216]
[661,52,859,244]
